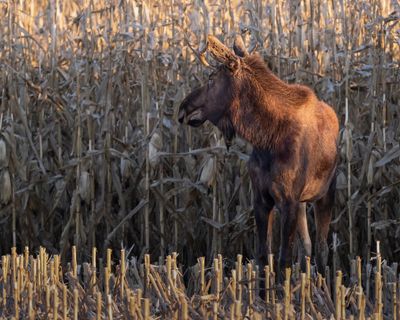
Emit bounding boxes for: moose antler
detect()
[207,35,239,70]
[184,34,213,69]
[198,42,211,68]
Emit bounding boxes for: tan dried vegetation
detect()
[0,245,398,319]
[0,0,399,318]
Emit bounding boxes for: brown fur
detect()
[230,54,321,151]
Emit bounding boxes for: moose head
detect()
[178,35,253,145]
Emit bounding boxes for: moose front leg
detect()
[253,193,274,298]
[278,201,300,279]
[314,176,336,274]
[254,196,274,268]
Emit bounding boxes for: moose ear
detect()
[207,35,240,71]
[233,34,248,58]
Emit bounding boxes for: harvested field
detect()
[0,0,399,318]
[0,246,398,319]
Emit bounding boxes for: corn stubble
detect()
[0,246,399,319]
[0,0,399,318]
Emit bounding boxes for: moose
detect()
[179,35,339,278]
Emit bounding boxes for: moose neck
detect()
[230,58,305,151]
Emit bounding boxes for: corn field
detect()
[0,0,399,317]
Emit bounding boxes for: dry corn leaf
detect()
[199,156,215,187]
[0,169,11,205]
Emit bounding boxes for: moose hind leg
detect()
[297,202,311,271]
[314,178,335,274]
